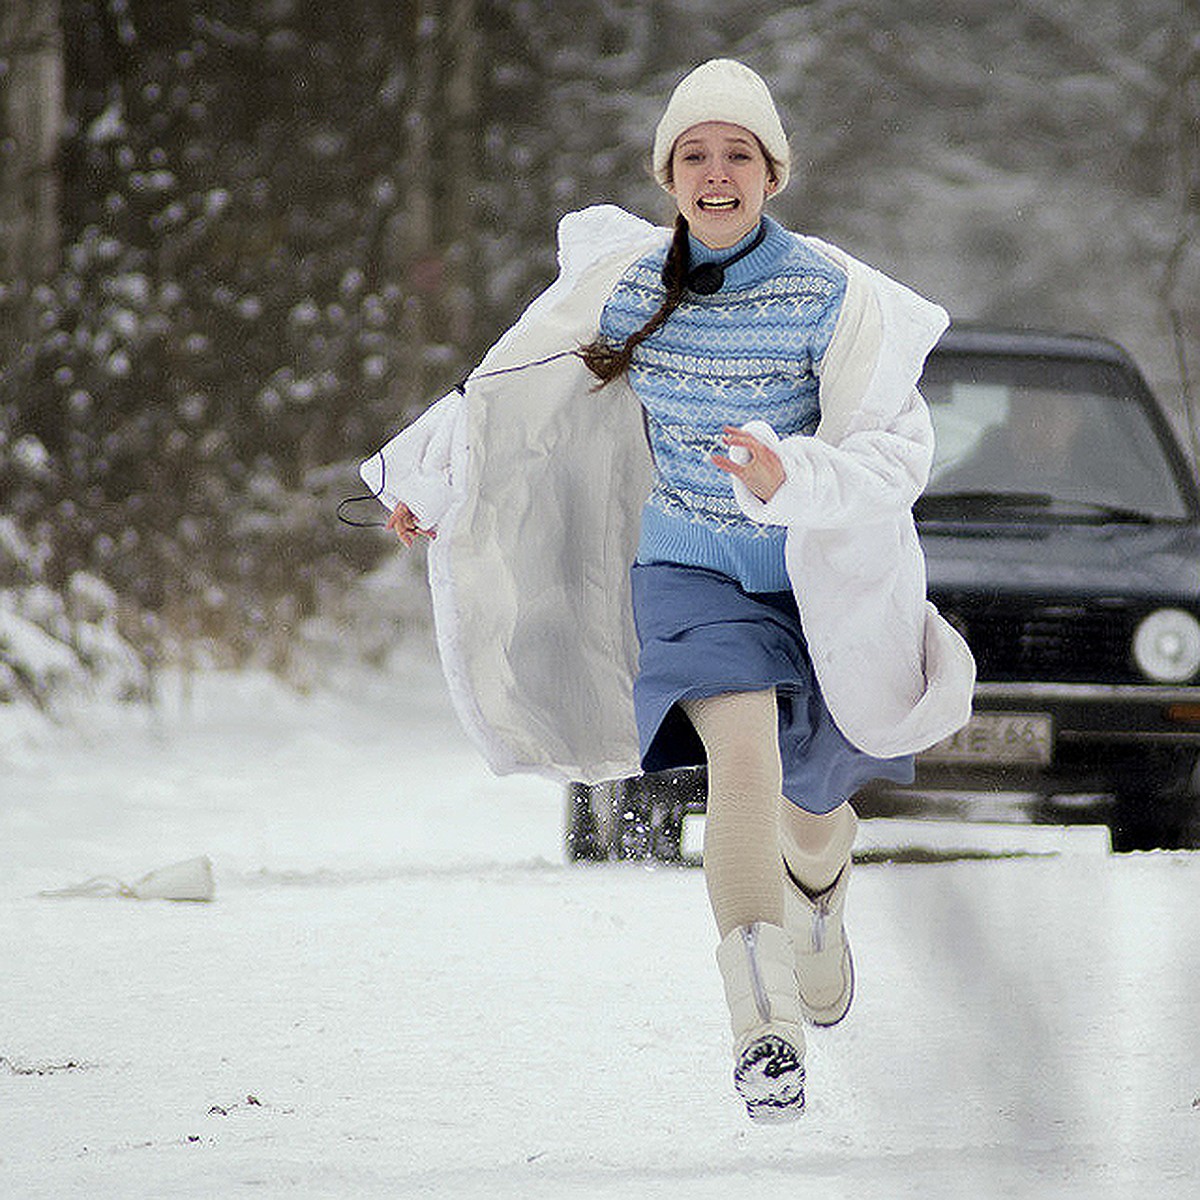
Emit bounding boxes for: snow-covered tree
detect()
[0,0,1196,710]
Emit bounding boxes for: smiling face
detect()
[667,121,779,249]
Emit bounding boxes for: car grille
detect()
[931,594,1139,683]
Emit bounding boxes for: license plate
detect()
[921,712,1053,765]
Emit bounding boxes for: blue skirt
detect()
[630,561,914,814]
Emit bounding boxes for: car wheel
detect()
[564,772,698,862]
[1106,749,1200,852]
[613,774,687,861]
[564,780,612,861]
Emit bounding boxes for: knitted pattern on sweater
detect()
[600,215,846,591]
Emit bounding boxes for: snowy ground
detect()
[3,636,1199,1199]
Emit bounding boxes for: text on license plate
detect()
[921,712,1054,765]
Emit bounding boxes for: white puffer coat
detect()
[362,205,975,783]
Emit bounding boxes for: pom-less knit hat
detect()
[652,59,791,193]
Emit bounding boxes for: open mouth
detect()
[697,196,739,211]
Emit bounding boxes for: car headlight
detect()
[1132,608,1200,682]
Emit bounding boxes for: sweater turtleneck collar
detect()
[686,215,787,291]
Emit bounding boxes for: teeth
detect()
[699,197,738,209]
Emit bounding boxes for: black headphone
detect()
[667,220,768,295]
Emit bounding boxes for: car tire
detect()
[564,780,611,861]
[1106,749,1200,851]
[614,773,687,861]
[564,771,700,862]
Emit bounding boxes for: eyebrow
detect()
[678,136,755,151]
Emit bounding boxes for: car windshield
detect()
[918,352,1191,521]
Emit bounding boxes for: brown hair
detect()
[577,213,691,387]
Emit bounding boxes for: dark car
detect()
[566,326,1200,858]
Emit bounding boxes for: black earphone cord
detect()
[339,220,769,529]
[336,350,579,528]
[340,226,768,528]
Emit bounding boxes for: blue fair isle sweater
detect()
[599,215,847,592]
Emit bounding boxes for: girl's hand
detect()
[385,501,436,547]
[712,426,786,502]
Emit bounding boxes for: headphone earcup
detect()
[686,263,724,295]
[660,221,766,296]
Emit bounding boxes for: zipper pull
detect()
[813,896,829,953]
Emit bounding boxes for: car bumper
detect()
[964,680,1200,746]
[893,680,1200,801]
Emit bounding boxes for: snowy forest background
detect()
[1,0,1198,716]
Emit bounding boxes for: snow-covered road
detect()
[3,649,1198,1198]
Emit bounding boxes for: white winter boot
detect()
[781,804,857,1027]
[715,922,806,1122]
[784,859,854,1026]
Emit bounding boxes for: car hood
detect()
[919,520,1200,603]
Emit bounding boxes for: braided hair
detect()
[576,214,692,387]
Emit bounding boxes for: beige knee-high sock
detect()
[682,690,784,937]
[779,800,858,895]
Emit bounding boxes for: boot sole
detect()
[734,1033,805,1121]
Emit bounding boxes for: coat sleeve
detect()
[359,389,464,529]
[730,385,935,530]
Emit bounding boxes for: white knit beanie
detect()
[652,59,791,193]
